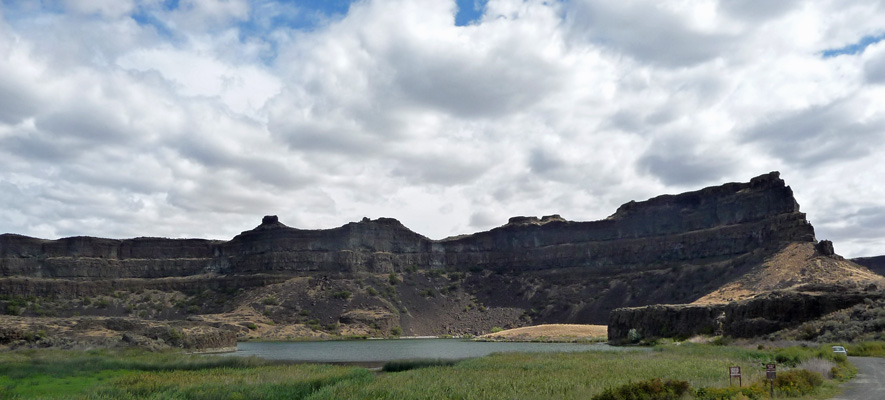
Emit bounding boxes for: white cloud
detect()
[117,46,282,117]
[62,0,135,19]
[1,0,885,258]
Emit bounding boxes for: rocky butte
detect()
[0,172,880,350]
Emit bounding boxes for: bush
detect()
[418,289,434,298]
[491,327,504,334]
[388,273,400,285]
[627,329,642,344]
[773,347,809,367]
[261,296,279,305]
[332,291,352,300]
[246,323,258,330]
[695,382,768,400]
[390,326,402,336]
[774,369,824,396]
[592,378,691,400]
[848,341,885,357]
[366,287,379,296]
[711,336,733,346]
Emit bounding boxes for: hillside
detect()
[2,171,877,350]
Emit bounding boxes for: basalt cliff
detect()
[1,172,879,349]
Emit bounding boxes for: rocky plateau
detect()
[1,171,881,350]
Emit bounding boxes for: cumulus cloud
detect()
[565,0,737,67]
[62,0,135,19]
[1,0,885,258]
[742,96,885,168]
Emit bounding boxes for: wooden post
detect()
[729,366,741,387]
[766,363,777,396]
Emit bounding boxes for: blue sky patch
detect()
[455,0,488,26]
[822,33,885,58]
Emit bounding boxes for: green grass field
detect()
[0,344,851,399]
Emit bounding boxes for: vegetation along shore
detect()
[0,340,868,399]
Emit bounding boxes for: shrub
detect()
[848,341,885,357]
[366,287,379,296]
[419,289,435,298]
[262,296,279,305]
[593,378,691,400]
[246,322,258,330]
[491,327,504,333]
[332,291,352,300]
[695,381,768,400]
[773,347,809,367]
[390,326,403,336]
[711,336,733,346]
[774,369,824,396]
[388,273,400,285]
[627,329,642,344]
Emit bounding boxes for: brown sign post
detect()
[729,366,741,387]
[766,363,777,396]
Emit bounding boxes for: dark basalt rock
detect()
[0,172,826,332]
[608,287,880,343]
[816,240,835,256]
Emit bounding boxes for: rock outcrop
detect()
[609,285,884,343]
[2,171,865,342]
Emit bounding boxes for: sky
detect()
[0,0,884,258]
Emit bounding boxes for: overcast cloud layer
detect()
[1,0,884,258]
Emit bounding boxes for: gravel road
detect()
[830,357,885,400]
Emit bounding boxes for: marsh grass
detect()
[309,345,776,400]
[0,344,853,399]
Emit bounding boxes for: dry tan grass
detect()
[695,242,885,304]
[480,324,607,342]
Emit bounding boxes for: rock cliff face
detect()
[609,285,883,343]
[0,172,837,343]
[1,171,813,279]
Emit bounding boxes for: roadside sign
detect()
[766,363,777,380]
[729,366,741,387]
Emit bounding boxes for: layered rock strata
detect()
[0,172,839,340]
[1,172,813,279]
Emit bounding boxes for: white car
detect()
[832,345,847,355]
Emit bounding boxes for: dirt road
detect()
[830,357,885,400]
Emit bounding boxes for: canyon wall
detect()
[0,172,827,335]
[0,172,814,279]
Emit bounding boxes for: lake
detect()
[226,339,644,365]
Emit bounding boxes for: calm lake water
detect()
[226,339,643,364]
